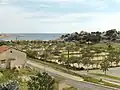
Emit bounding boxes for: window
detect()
[10,51,12,53]
[1,60,6,64]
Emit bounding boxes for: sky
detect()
[1,0,120,33]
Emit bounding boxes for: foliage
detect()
[100,58,110,75]
[90,73,120,81]
[60,29,120,43]
[26,50,38,58]
[28,72,55,90]
[0,81,19,90]
[81,47,94,72]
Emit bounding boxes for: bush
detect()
[80,67,84,70]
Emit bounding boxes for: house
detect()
[0,46,26,69]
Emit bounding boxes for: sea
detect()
[0,33,64,41]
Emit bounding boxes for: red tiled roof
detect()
[0,46,9,53]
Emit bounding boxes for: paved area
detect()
[90,67,120,77]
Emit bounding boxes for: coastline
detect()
[0,33,62,41]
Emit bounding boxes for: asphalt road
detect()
[26,60,119,90]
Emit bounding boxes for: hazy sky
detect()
[0,0,120,33]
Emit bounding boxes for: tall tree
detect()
[58,54,66,65]
[81,47,94,72]
[100,58,110,75]
[69,56,78,70]
[107,45,115,66]
[65,42,74,70]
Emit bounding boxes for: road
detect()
[72,70,120,85]
[26,60,119,90]
[89,67,120,77]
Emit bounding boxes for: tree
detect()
[41,44,53,61]
[58,54,66,65]
[107,45,115,66]
[26,50,38,58]
[65,42,73,70]
[28,72,55,90]
[0,41,8,46]
[107,51,115,67]
[69,56,78,70]
[94,47,102,60]
[81,47,94,72]
[100,58,110,75]
[113,51,120,66]
[77,55,82,69]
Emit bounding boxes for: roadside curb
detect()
[82,80,119,90]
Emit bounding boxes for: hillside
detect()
[60,29,120,43]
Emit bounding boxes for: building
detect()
[0,46,26,69]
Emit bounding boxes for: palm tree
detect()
[81,47,94,72]
[69,56,78,70]
[58,54,66,65]
[100,57,110,75]
[107,50,115,67]
[107,44,115,67]
[65,42,73,71]
[41,43,53,61]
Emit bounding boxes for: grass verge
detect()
[90,73,120,80]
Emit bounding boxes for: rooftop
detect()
[0,46,9,53]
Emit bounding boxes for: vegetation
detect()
[28,72,55,90]
[0,81,19,90]
[100,58,110,75]
[6,38,120,75]
[60,29,120,43]
[27,58,120,89]
[0,68,35,90]
[0,68,57,90]
[63,87,77,90]
[90,73,120,81]
[1,29,120,89]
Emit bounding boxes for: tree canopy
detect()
[28,72,55,90]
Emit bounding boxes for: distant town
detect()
[0,29,120,90]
